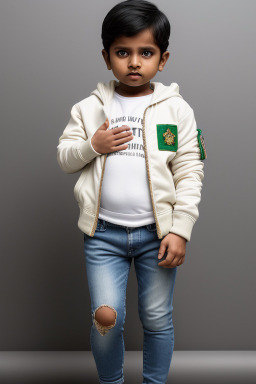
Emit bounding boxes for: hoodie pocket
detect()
[74,169,88,202]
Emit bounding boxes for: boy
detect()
[57,1,206,383]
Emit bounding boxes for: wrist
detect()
[169,232,187,243]
[90,137,101,155]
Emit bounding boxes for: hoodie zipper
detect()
[90,102,162,238]
[90,153,107,236]
[141,103,162,239]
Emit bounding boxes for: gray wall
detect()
[1,0,255,351]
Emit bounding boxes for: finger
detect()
[114,138,134,148]
[113,125,131,134]
[114,131,133,140]
[158,251,175,266]
[167,255,181,268]
[100,118,109,130]
[110,144,129,152]
[114,134,133,145]
[160,256,179,268]
[177,257,184,266]
[157,243,168,260]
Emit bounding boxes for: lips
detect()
[128,72,141,76]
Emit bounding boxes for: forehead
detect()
[111,28,158,49]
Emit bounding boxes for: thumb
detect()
[100,117,109,130]
[158,243,167,259]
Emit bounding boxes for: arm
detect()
[57,103,101,174]
[169,106,205,242]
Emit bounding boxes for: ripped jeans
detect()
[83,218,177,384]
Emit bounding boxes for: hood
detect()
[90,79,183,115]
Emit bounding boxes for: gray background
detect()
[1,0,255,351]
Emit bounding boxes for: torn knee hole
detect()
[93,305,117,336]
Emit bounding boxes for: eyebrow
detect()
[114,46,156,50]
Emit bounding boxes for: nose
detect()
[128,54,141,69]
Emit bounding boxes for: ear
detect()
[102,49,112,70]
[158,50,170,72]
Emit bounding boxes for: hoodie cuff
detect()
[78,138,102,163]
[89,137,102,156]
[169,212,195,242]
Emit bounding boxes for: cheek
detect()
[113,60,126,70]
[146,60,160,72]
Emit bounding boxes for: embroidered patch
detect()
[197,128,207,160]
[156,124,178,152]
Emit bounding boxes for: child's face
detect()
[102,28,169,95]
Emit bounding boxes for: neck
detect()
[115,81,154,97]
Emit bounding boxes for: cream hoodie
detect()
[57,80,205,241]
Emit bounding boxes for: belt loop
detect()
[102,219,106,229]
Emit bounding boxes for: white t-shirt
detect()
[98,90,155,227]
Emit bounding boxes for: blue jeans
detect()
[83,218,177,384]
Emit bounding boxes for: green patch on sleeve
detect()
[197,128,207,160]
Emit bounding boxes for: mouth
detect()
[127,72,142,79]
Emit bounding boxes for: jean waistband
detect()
[97,217,156,230]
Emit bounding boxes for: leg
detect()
[84,219,131,384]
[134,224,178,384]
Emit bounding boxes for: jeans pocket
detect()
[146,222,157,232]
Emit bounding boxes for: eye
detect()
[142,50,153,57]
[116,50,127,57]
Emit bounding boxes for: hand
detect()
[91,118,134,154]
[157,233,187,268]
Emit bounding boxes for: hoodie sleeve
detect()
[169,106,205,242]
[57,103,102,174]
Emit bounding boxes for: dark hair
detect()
[101,0,171,58]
